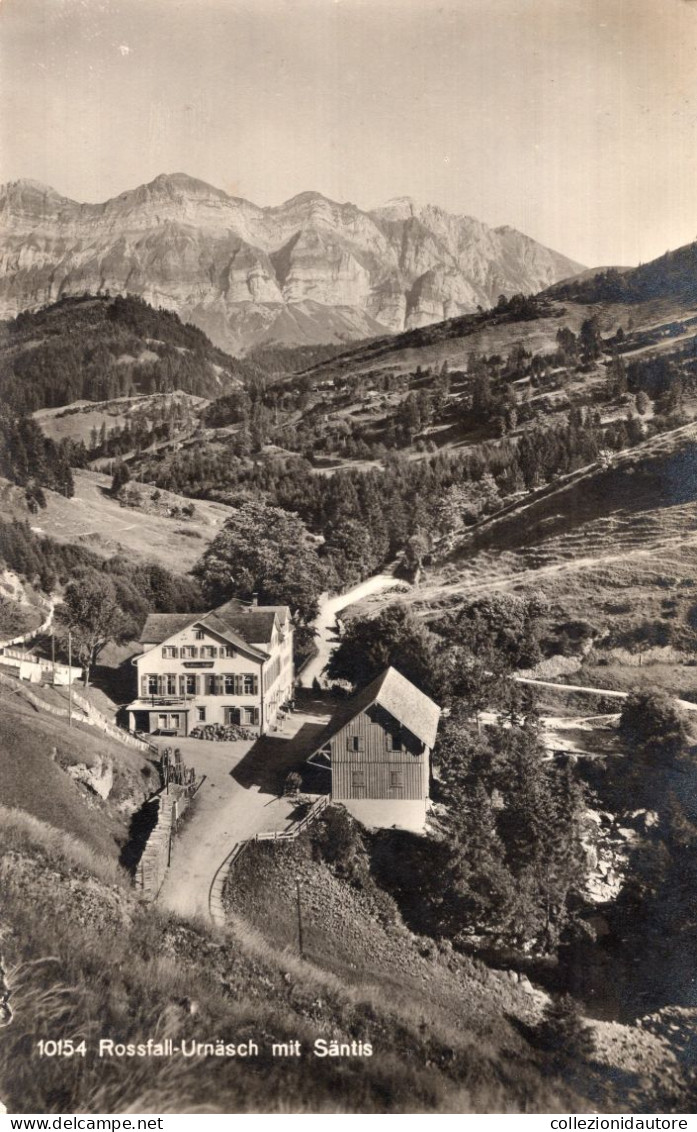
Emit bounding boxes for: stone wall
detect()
[134,787,191,900]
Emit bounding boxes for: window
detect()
[201,645,217,658]
[197,707,206,722]
[163,674,177,695]
[387,732,402,752]
[242,673,256,695]
[180,646,198,659]
[351,771,366,789]
[162,646,178,658]
[180,674,197,696]
[223,645,236,658]
[389,771,403,789]
[204,674,218,695]
[145,674,158,695]
[158,714,168,729]
[224,674,236,694]
[225,707,241,725]
[348,735,363,752]
[195,629,205,640]
[170,714,180,729]
[241,707,255,725]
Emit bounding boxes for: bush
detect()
[534,994,596,1065]
[311,806,369,885]
[283,771,302,797]
[619,691,689,764]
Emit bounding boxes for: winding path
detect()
[155,703,331,921]
[298,573,405,688]
[156,573,406,921]
[514,675,697,713]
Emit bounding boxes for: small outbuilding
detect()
[308,666,441,832]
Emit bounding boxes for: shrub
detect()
[284,771,302,797]
[619,691,689,764]
[311,806,369,885]
[534,994,596,1065]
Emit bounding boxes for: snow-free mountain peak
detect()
[0,172,584,354]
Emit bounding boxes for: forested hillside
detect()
[548,239,697,307]
[0,293,265,507]
[0,293,258,414]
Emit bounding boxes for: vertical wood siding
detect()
[331,707,428,800]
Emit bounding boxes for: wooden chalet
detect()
[309,666,441,832]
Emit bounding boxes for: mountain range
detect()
[0,173,583,354]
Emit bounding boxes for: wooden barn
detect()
[308,667,441,832]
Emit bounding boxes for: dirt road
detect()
[155,703,331,920]
[298,574,405,688]
[514,675,697,713]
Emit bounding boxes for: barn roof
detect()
[317,667,441,751]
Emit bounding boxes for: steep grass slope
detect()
[386,424,697,612]
[0,808,580,1114]
[0,697,156,858]
[0,469,233,570]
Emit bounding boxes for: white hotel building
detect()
[126,598,294,737]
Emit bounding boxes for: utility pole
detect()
[295,876,304,959]
[51,633,55,686]
[67,631,72,728]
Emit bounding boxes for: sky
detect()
[1,0,697,268]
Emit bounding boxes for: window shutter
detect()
[141,676,148,697]
[235,674,242,696]
[253,675,259,696]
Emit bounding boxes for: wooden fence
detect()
[0,599,54,651]
[208,794,331,925]
[254,793,329,842]
[0,669,156,754]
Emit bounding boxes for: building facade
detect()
[309,666,441,832]
[127,599,294,737]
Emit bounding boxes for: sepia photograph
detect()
[0,0,697,1118]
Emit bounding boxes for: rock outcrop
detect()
[0,174,584,354]
[66,757,114,801]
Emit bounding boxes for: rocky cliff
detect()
[0,174,583,354]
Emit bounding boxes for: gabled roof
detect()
[257,604,292,625]
[139,613,198,644]
[207,607,278,646]
[315,667,441,751]
[138,609,269,662]
[139,599,291,647]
